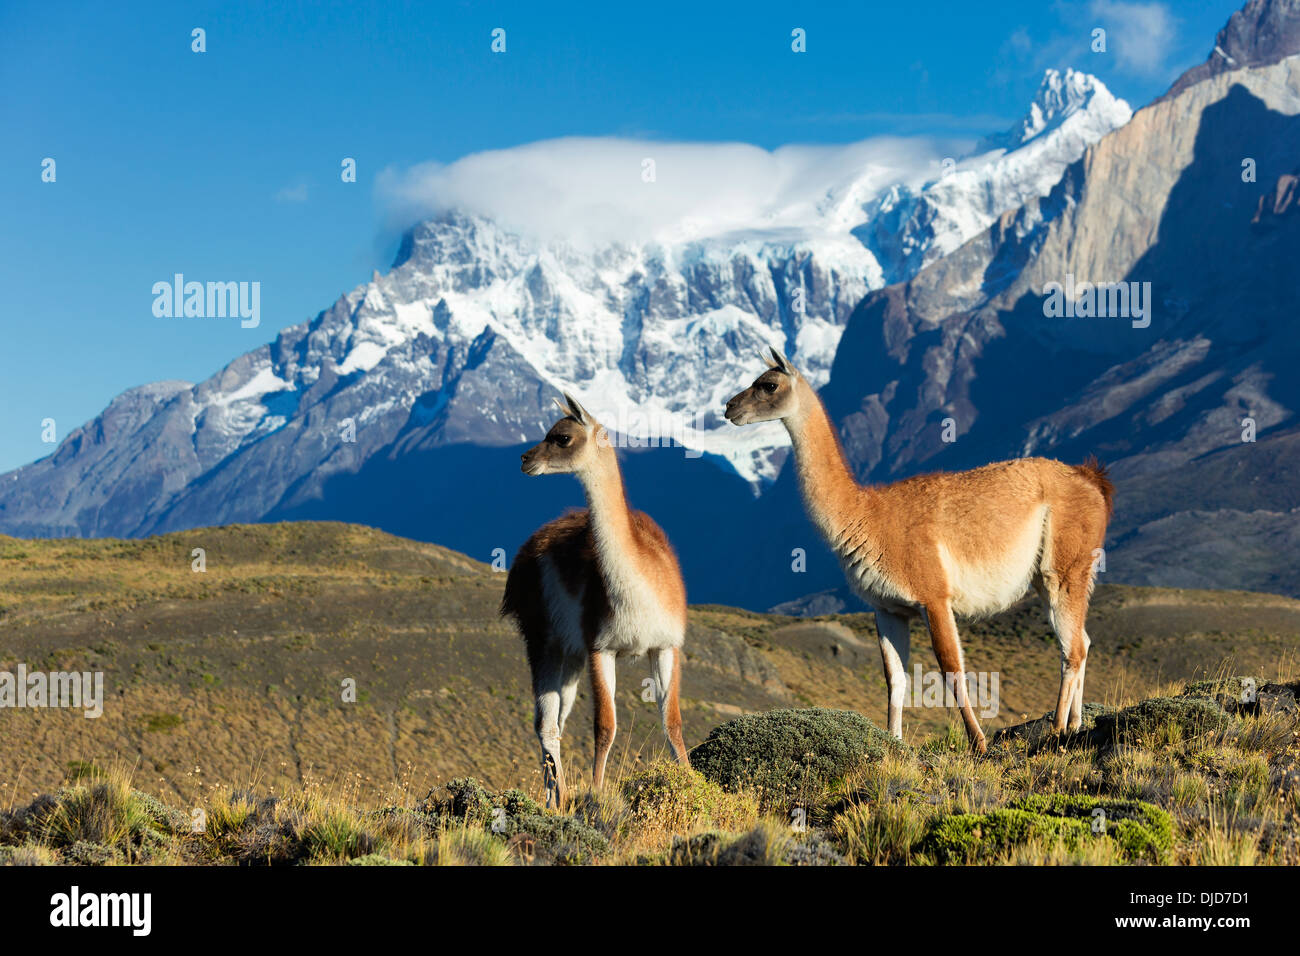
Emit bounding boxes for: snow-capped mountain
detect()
[857,69,1132,283]
[0,69,1131,602]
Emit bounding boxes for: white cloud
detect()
[1089,1,1178,76]
[992,2,1182,85]
[376,134,967,246]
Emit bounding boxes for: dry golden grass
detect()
[2,522,1298,866]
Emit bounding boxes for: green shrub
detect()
[421,777,495,824]
[66,840,124,865]
[922,794,1173,864]
[693,708,903,809]
[141,712,184,733]
[925,808,1088,863]
[495,808,608,865]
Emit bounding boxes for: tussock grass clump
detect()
[692,708,903,810]
[199,790,310,864]
[0,843,58,866]
[428,826,514,866]
[621,762,757,847]
[832,799,930,865]
[667,821,792,866]
[302,809,380,861]
[197,784,515,866]
[918,722,971,755]
[665,821,844,866]
[419,777,607,865]
[1093,695,1231,747]
[1,772,185,864]
[1224,710,1297,753]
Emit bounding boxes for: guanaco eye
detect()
[761,381,779,394]
[554,434,572,447]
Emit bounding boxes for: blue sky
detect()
[0,0,1242,472]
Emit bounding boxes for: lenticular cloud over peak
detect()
[377,134,966,245]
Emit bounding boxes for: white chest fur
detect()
[538,552,683,658]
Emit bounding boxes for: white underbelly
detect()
[940,507,1046,618]
[597,598,684,656]
[538,554,682,657]
[836,507,1047,619]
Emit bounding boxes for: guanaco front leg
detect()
[924,601,987,754]
[589,650,618,790]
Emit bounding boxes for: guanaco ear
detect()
[761,349,780,369]
[562,392,590,426]
[551,396,571,418]
[769,347,792,374]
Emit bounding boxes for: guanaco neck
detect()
[783,377,873,552]
[576,432,638,572]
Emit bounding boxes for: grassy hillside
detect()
[1,521,1298,865]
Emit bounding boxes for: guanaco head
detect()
[521,394,608,476]
[724,347,802,426]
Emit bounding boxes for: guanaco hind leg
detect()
[875,610,912,740]
[649,647,689,765]
[533,648,583,808]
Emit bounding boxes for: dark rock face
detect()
[818,57,1300,599]
[1184,676,1300,716]
[1253,171,1300,224]
[1166,0,1300,99]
